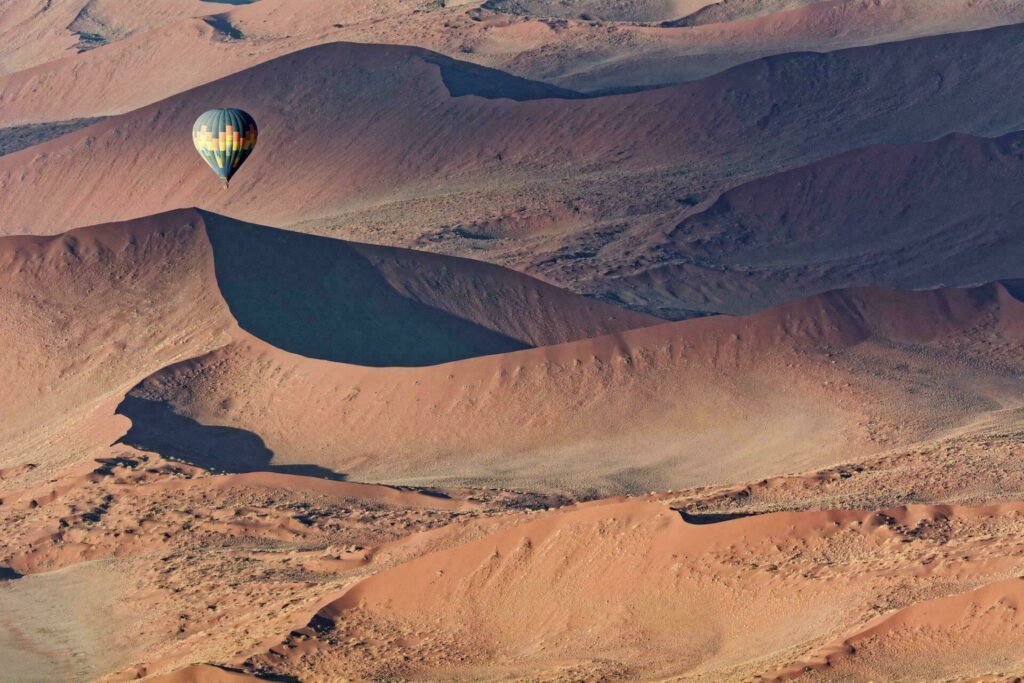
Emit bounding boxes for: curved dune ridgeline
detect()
[0,208,654,473]
[4,26,1024,317]
[4,6,1024,678]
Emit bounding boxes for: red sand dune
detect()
[199,211,658,366]
[0,211,233,475]
[0,1,415,130]
[483,0,722,22]
[245,499,1024,680]
[607,130,1024,317]
[0,437,540,678]
[477,0,1024,90]
[131,258,1024,493]
[2,26,1024,320]
[766,576,1024,681]
[0,0,235,75]
[147,665,260,683]
[5,208,1020,496]
[3,0,1021,130]
[0,207,653,479]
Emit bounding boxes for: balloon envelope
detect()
[192,108,258,183]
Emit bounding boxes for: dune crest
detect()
[0,208,655,479]
[3,26,1024,317]
[2,5,1023,678]
[130,272,1024,493]
[243,499,1024,680]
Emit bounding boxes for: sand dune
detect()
[3,0,1021,133]
[0,208,653,481]
[0,0,241,75]
[483,0,721,22]
[0,210,233,477]
[131,271,1024,494]
[767,576,1024,681]
[607,130,1024,317]
[243,499,1024,680]
[201,211,656,366]
[478,0,1024,90]
[0,444,523,681]
[3,27,1024,319]
[6,208,1019,497]
[147,665,260,683]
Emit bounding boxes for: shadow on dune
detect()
[202,212,532,367]
[115,395,346,480]
[421,53,583,101]
[678,510,756,525]
[1003,279,1024,302]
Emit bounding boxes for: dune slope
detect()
[606,130,1024,317]
[0,208,655,480]
[4,27,1024,317]
[0,210,232,475]
[4,0,1021,126]
[129,281,1024,494]
[201,211,656,366]
[248,499,1024,681]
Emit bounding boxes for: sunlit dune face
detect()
[1,2,1024,681]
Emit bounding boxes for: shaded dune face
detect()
[0,206,655,470]
[201,211,655,366]
[130,269,1024,494]
[205,218,533,367]
[3,27,1024,319]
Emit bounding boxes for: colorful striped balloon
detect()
[192,108,258,187]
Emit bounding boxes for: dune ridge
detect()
[0,207,657,481]
[130,266,1024,493]
[610,130,1024,317]
[239,498,1024,680]
[3,0,1022,126]
[3,26,1024,318]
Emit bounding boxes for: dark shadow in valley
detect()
[678,510,757,525]
[115,395,346,480]
[0,567,23,581]
[201,211,531,367]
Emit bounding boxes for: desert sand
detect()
[3,22,1024,322]
[2,2,1024,681]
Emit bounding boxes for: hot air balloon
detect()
[192,108,258,188]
